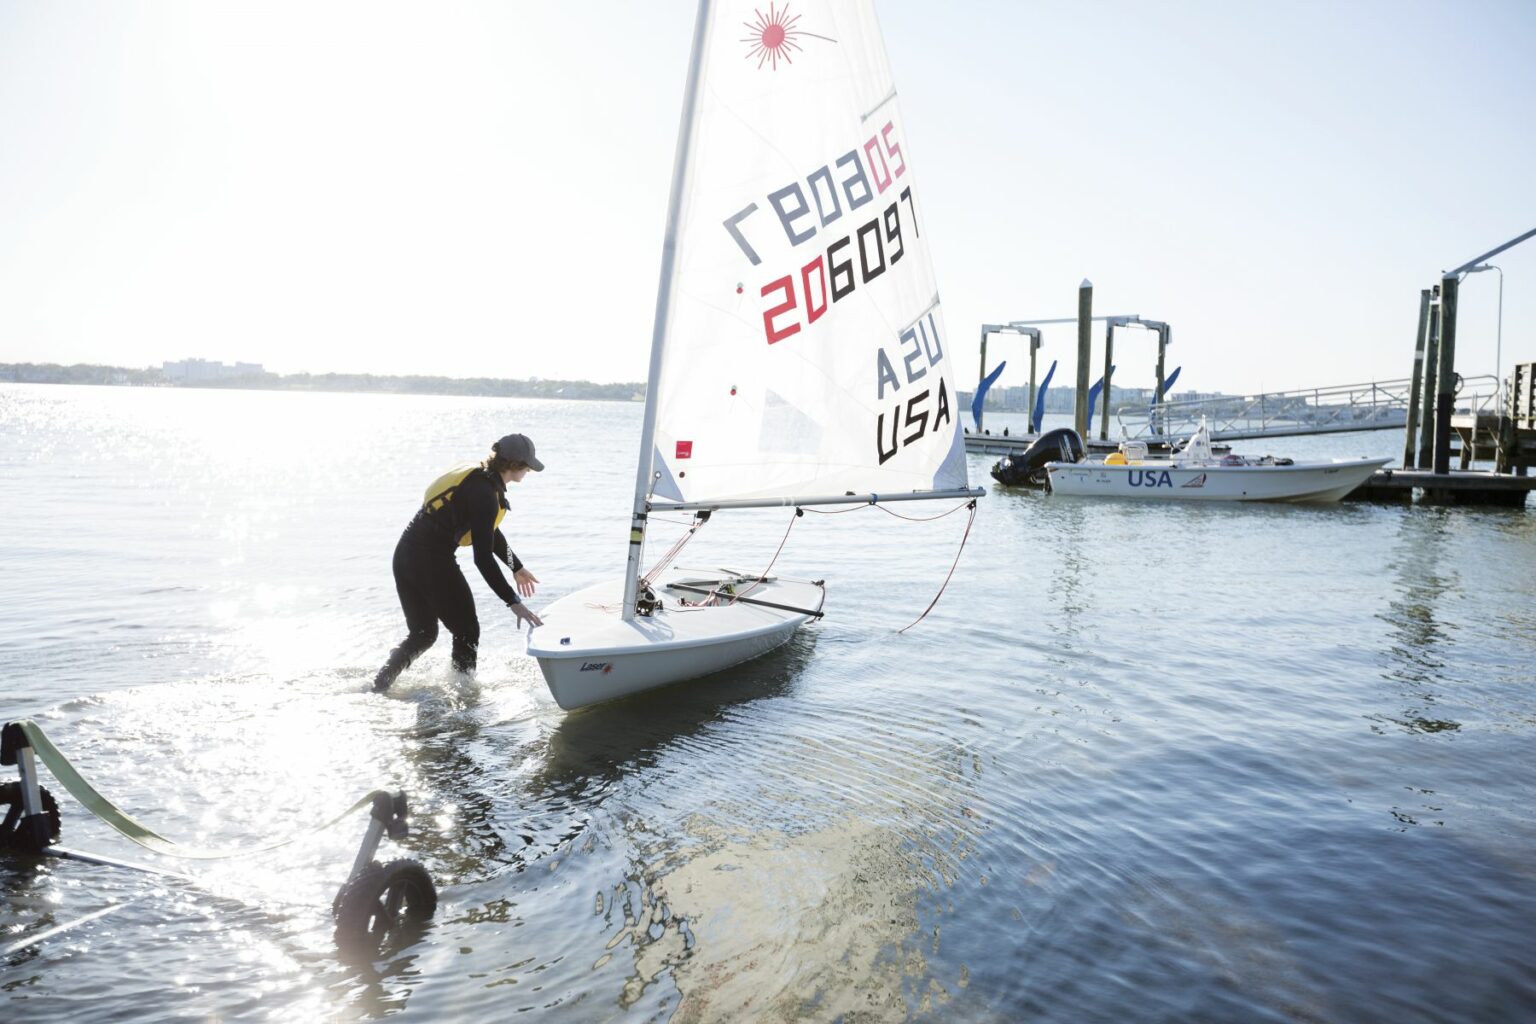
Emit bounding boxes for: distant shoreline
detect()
[1,362,646,402]
[4,361,1216,413]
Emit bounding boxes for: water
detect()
[2,382,1534,1022]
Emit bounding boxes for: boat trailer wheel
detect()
[332,857,438,956]
[0,781,62,851]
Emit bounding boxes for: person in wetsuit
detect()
[373,433,546,692]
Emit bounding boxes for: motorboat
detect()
[1043,421,1391,503]
[990,428,1085,487]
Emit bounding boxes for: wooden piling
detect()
[976,325,990,434]
[1154,326,1168,411]
[1433,274,1459,475]
[1402,289,1431,468]
[1027,337,1038,433]
[1512,361,1535,477]
[1075,280,1092,437]
[1416,288,1440,469]
[1099,320,1114,441]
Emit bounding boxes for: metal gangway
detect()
[1114,375,1501,443]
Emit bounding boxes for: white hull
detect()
[1045,457,1391,503]
[526,568,825,710]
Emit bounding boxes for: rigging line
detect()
[896,500,977,635]
[642,513,709,586]
[873,498,973,523]
[799,496,972,522]
[729,507,802,604]
[859,87,899,123]
[641,537,687,585]
[652,516,702,562]
[899,295,944,336]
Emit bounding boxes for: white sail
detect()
[646,0,967,506]
[534,1,976,706]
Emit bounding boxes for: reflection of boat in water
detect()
[1043,421,1391,503]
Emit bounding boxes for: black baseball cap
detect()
[493,433,544,471]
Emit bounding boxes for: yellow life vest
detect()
[423,463,506,547]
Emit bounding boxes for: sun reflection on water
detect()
[7,386,1536,1021]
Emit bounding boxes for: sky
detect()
[1,0,1532,396]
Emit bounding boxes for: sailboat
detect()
[526,0,981,710]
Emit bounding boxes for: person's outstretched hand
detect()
[514,567,539,597]
[512,602,543,628]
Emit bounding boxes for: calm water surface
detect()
[2,383,1534,1022]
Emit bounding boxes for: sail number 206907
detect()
[758,191,919,345]
[720,122,914,346]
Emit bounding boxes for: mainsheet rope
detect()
[637,497,976,625]
[724,508,801,605]
[893,499,977,633]
[11,720,386,860]
[782,497,978,630]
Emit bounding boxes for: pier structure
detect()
[1367,227,1536,505]
[1115,376,1497,442]
[974,323,1040,436]
[1003,310,1157,437]
[965,239,1533,506]
[1509,362,1536,471]
[967,375,1497,448]
[1076,280,1093,437]
[973,309,1152,436]
[1098,316,1171,440]
[1357,360,1536,505]
[973,317,1173,433]
[969,278,1182,445]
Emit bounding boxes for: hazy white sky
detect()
[2,1,1532,395]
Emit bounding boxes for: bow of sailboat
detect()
[527,570,826,710]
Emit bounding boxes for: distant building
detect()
[958,384,1228,415]
[161,358,265,383]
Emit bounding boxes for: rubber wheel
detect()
[333,857,437,955]
[0,781,62,851]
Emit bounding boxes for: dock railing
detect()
[1117,375,1500,443]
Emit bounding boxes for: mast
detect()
[622,0,713,622]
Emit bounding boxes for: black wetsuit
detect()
[373,468,523,690]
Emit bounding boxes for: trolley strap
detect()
[6,719,384,860]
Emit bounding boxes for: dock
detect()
[968,229,1535,508]
[966,432,1217,457]
[1349,467,1533,506]
[968,359,1536,508]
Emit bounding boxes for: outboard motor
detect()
[990,427,1085,487]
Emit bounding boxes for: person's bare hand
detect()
[512,602,543,628]
[513,567,539,598]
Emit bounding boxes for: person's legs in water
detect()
[373,546,440,691]
[435,564,481,674]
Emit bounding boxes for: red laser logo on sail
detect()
[741,3,834,70]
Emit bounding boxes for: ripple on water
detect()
[3,387,1535,1022]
